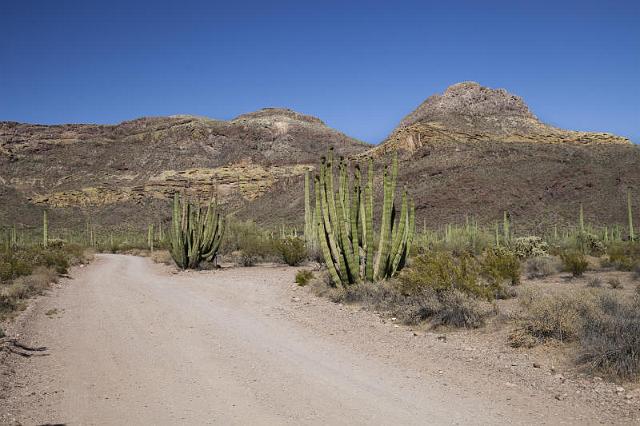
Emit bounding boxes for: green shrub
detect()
[221,219,278,265]
[295,269,314,286]
[576,232,606,256]
[481,248,521,286]
[560,251,589,276]
[512,236,549,259]
[398,250,506,300]
[525,256,560,279]
[605,242,640,271]
[275,237,307,266]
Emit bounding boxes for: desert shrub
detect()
[274,237,307,266]
[576,232,606,256]
[295,270,314,286]
[221,219,278,265]
[482,248,521,286]
[429,289,495,328]
[512,236,549,259]
[525,256,560,279]
[607,277,623,289]
[0,326,4,338]
[313,276,494,328]
[399,251,487,297]
[1,266,57,314]
[560,251,589,276]
[604,242,640,271]
[587,277,603,288]
[516,290,595,343]
[578,292,640,380]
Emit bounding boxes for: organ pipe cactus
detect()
[169,193,225,269]
[313,149,414,286]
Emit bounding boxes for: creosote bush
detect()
[398,249,517,301]
[482,247,521,286]
[295,270,314,286]
[560,251,588,276]
[604,241,640,271]
[220,219,278,266]
[275,237,307,266]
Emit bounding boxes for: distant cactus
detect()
[312,149,414,286]
[169,193,225,269]
[43,211,48,247]
[628,189,635,241]
[503,211,510,243]
[148,224,154,252]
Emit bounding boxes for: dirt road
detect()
[1,254,637,424]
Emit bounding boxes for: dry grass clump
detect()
[607,277,623,289]
[512,287,640,380]
[150,250,173,265]
[1,266,57,315]
[587,276,603,288]
[578,290,640,380]
[295,270,313,286]
[524,256,561,279]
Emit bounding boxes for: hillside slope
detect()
[242,83,639,231]
[0,109,368,228]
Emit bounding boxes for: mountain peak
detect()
[232,108,326,126]
[399,82,538,135]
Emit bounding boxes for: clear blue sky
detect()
[1,0,638,143]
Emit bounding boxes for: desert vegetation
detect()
[1,159,638,383]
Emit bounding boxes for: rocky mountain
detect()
[0,109,368,228]
[1,82,638,233]
[374,81,630,156]
[243,83,639,231]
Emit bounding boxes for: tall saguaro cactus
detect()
[169,193,225,269]
[312,149,414,286]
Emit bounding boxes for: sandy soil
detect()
[1,254,639,425]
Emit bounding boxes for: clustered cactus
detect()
[169,193,225,269]
[308,148,415,286]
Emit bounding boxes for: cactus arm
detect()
[364,158,375,282]
[315,176,342,286]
